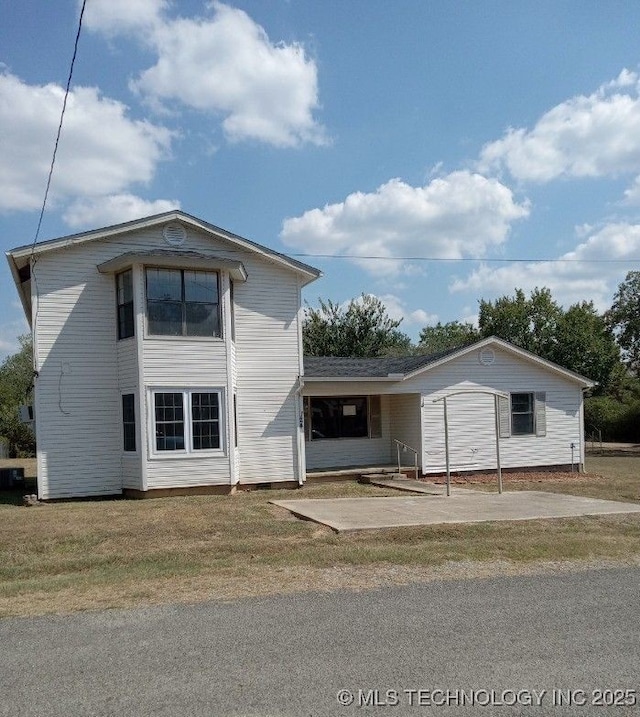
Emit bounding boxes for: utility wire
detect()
[286,252,640,264]
[30,0,87,253]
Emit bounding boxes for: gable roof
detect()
[7,211,321,324]
[304,347,461,379]
[303,336,595,387]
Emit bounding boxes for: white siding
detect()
[234,260,302,483]
[30,223,305,496]
[389,393,422,458]
[305,395,392,470]
[408,347,584,473]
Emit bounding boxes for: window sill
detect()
[148,450,226,460]
[144,334,224,342]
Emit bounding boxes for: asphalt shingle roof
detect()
[303,346,464,379]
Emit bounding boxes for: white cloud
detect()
[622,176,640,205]
[82,0,167,34]
[87,0,326,147]
[478,69,640,182]
[0,72,173,212]
[370,293,438,327]
[281,171,529,276]
[63,194,181,229]
[450,222,640,311]
[0,310,29,362]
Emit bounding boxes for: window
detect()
[146,268,220,337]
[304,396,382,441]
[498,392,546,438]
[511,392,534,435]
[152,390,222,454]
[116,270,134,339]
[122,394,136,451]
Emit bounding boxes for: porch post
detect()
[443,396,450,497]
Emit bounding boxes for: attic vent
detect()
[479,348,495,366]
[163,222,187,247]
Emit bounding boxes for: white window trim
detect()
[148,387,226,459]
[143,267,224,341]
[121,390,138,455]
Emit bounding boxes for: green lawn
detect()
[0,456,639,617]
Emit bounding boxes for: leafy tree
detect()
[478,287,561,357]
[303,294,412,357]
[478,288,620,390]
[417,321,480,354]
[606,271,640,376]
[553,301,620,391]
[0,335,36,457]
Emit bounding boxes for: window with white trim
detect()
[116,269,134,339]
[146,268,220,337]
[151,389,223,454]
[303,396,382,441]
[498,392,546,438]
[122,393,136,451]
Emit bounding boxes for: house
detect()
[6,211,320,499]
[6,211,594,499]
[302,338,594,475]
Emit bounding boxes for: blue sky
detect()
[2,0,640,359]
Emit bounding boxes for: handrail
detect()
[394,439,419,481]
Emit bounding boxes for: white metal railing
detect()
[394,439,419,480]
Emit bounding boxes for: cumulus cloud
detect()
[374,293,438,327]
[281,171,529,276]
[82,0,167,34]
[86,0,326,147]
[450,222,640,311]
[478,69,640,182]
[62,194,181,229]
[0,72,173,212]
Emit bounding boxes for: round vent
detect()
[163,222,187,247]
[479,348,495,366]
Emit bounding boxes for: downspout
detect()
[295,374,305,486]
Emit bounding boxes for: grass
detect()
[0,456,639,617]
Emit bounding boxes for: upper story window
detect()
[145,268,220,337]
[116,270,134,339]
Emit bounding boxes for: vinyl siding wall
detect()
[30,223,304,496]
[233,260,302,483]
[404,347,584,473]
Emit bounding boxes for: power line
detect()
[31,0,87,252]
[287,252,640,264]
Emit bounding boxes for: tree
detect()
[303,294,412,357]
[606,271,640,376]
[0,335,36,457]
[478,287,620,390]
[417,321,479,354]
[553,301,620,391]
[478,287,561,357]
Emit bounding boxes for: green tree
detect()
[606,271,640,376]
[478,287,620,389]
[478,287,561,357]
[0,335,36,457]
[417,321,479,354]
[303,294,412,357]
[553,301,620,391]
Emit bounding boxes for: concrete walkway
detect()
[271,490,640,532]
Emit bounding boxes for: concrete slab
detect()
[366,477,453,495]
[271,491,640,532]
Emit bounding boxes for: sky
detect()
[2,0,640,359]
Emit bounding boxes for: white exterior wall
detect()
[233,260,302,483]
[404,346,584,473]
[389,393,422,460]
[30,223,304,497]
[304,395,392,470]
